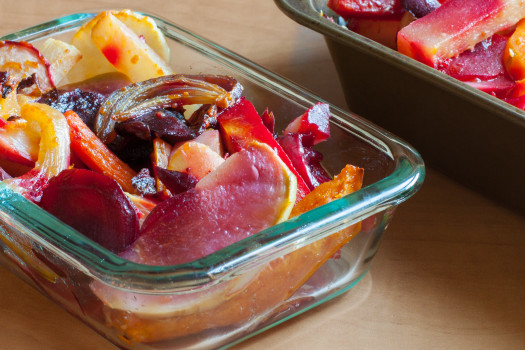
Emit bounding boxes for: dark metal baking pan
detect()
[275,0,525,213]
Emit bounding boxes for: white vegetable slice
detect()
[90,12,173,82]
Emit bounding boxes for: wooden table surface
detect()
[0,1,524,349]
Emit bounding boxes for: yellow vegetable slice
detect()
[67,12,117,83]
[112,9,170,63]
[67,10,172,83]
[38,38,82,85]
[90,12,173,82]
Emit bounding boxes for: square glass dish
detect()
[275,0,525,213]
[0,11,424,350]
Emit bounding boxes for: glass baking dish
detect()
[0,11,424,349]
[275,0,525,213]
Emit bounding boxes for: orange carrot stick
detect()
[63,110,137,193]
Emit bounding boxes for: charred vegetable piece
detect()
[151,137,171,194]
[38,88,106,130]
[114,108,196,144]
[40,168,140,253]
[283,103,331,145]
[94,74,241,144]
[131,168,157,196]
[187,104,218,135]
[154,166,198,194]
[402,0,443,18]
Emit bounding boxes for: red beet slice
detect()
[121,142,295,266]
[283,103,331,146]
[278,133,332,190]
[40,168,140,253]
[260,108,275,134]
[440,34,508,81]
[0,166,11,180]
[328,0,404,19]
[464,76,515,98]
[402,0,443,18]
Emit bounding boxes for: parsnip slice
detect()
[91,12,173,82]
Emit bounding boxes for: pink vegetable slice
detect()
[440,34,509,81]
[278,133,331,190]
[397,0,525,67]
[283,102,331,145]
[327,0,404,19]
[90,142,296,321]
[217,98,310,202]
[0,41,55,93]
[402,0,443,18]
[122,141,296,266]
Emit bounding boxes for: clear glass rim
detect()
[0,12,425,292]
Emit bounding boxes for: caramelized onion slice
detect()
[94,74,242,144]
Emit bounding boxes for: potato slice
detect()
[112,9,170,63]
[38,38,82,85]
[90,12,173,82]
[67,10,172,83]
[67,12,117,83]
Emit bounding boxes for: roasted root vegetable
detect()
[64,110,137,193]
[4,102,70,201]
